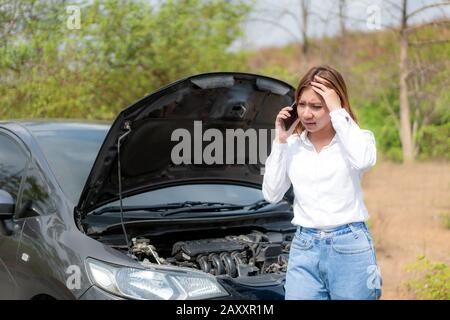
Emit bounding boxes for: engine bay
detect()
[129,230,293,278]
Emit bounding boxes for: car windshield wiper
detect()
[90,201,244,216]
[91,199,276,218]
[158,201,245,217]
[244,199,272,211]
[158,199,274,217]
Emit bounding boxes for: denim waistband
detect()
[298,222,368,237]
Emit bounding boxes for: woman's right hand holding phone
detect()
[275,106,300,144]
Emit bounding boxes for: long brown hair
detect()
[294,65,358,135]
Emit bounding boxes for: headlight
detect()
[85,258,228,300]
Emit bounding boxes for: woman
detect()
[262,65,382,300]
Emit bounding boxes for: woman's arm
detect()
[330,108,377,171]
[262,141,292,203]
[310,75,376,172]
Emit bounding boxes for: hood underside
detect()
[76,72,295,217]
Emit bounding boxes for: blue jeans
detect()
[285,222,382,300]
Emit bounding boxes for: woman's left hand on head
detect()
[310,75,342,112]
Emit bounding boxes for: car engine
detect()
[130,230,291,278]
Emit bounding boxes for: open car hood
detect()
[75,72,295,218]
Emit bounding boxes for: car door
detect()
[13,156,67,299]
[0,130,29,299]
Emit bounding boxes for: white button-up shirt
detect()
[262,108,376,229]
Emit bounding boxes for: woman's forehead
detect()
[299,87,322,103]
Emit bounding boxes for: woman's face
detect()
[297,87,332,133]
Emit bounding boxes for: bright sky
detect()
[234,0,450,49]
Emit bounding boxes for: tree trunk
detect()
[300,0,309,56]
[339,0,346,37]
[399,0,414,163]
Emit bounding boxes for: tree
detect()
[394,0,450,162]
[340,0,450,162]
[338,0,347,37]
[0,0,251,119]
[300,0,310,55]
[247,0,314,61]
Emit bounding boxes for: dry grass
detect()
[362,161,450,299]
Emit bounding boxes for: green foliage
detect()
[417,123,450,160]
[416,90,450,160]
[405,255,450,300]
[0,1,448,161]
[354,98,403,162]
[0,0,251,120]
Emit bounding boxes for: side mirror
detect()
[0,189,15,220]
[16,199,41,219]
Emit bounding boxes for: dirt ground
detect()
[362,161,450,300]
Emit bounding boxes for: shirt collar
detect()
[299,130,312,146]
[299,130,339,148]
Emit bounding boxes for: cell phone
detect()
[283,100,298,130]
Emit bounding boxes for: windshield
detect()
[31,124,109,203]
[97,184,265,210]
